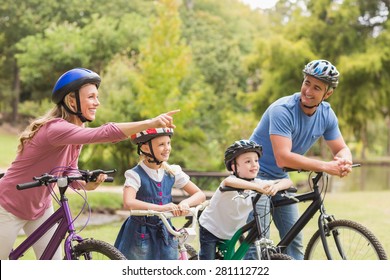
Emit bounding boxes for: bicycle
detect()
[237,164,387,260]
[272,164,387,260]
[128,201,208,260]
[201,163,387,260]
[211,185,294,260]
[7,167,126,260]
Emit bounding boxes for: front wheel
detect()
[184,243,199,260]
[268,253,294,260]
[70,239,127,260]
[305,219,387,260]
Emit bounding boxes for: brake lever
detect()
[280,191,299,202]
[232,192,250,200]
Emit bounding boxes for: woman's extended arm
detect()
[115,110,180,137]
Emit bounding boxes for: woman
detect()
[0,68,179,259]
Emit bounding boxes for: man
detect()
[246,59,353,260]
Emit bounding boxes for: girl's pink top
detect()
[0,118,127,220]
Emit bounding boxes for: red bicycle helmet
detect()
[131,128,174,145]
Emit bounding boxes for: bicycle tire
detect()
[268,253,294,260]
[70,239,127,260]
[184,243,199,260]
[304,219,387,260]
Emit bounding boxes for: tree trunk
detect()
[11,63,20,125]
[386,115,390,156]
[360,124,367,160]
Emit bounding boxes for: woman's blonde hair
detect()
[18,93,76,153]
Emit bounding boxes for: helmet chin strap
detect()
[138,142,163,165]
[232,160,254,181]
[300,88,331,110]
[300,99,321,109]
[60,90,92,123]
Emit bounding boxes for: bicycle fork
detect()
[254,238,279,260]
[318,206,347,260]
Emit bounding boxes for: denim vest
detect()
[114,165,178,260]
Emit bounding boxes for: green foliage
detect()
[2,0,390,174]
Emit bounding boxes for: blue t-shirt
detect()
[250,93,341,179]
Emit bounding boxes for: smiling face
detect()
[142,135,172,163]
[67,83,100,125]
[232,151,260,179]
[300,75,334,114]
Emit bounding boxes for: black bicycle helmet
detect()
[52,68,101,104]
[302,59,339,89]
[224,140,263,172]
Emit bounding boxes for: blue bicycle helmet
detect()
[52,68,101,104]
[302,59,339,89]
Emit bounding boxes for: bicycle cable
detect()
[47,166,92,233]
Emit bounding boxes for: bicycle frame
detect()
[8,168,117,260]
[273,171,340,259]
[9,185,82,260]
[216,192,275,260]
[273,180,322,252]
[217,171,329,260]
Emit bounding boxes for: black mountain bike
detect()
[271,164,387,260]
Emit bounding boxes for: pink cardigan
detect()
[0,118,127,220]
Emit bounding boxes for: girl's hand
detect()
[178,201,190,216]
[163,202,181,216]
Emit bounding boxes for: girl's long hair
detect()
[18,93,76,153]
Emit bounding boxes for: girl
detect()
[114,127,206,260]
[198,139,293,260]
[0,68,178,260]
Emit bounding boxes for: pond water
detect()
[326,164,390,192]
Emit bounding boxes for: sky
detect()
[240,0,278,9]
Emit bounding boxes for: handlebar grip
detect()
[219,185,239,192]
[104,177,114,183]
[16,181,43,190]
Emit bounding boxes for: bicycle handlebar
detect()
[129,201,209,237]
[219,185,297,194]
[283,163,361,173]
[16,169,117,190]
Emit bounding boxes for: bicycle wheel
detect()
[305,219,387,260]
[269,253,294,260]
[184,243,199,260]
[70,239,127,260]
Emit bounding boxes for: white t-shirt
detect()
[199,175,276,240]
[124,161,189,191]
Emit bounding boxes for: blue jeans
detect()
[244,174,304,260]
[199,224,224,260]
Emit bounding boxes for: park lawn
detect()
[0,131,18,169]
[13,190,390,260]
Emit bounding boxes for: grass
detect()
[13,190,390,260]
[0,130,18,169]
